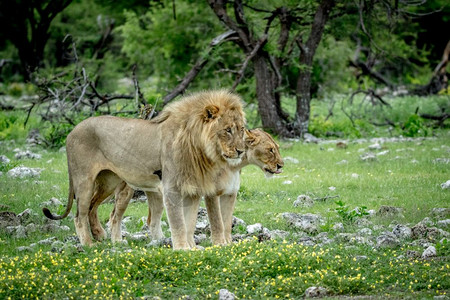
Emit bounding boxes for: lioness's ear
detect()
[203,105,220,122]
[245,129,260,146]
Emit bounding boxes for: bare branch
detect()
[231,34,268,91]
[163,31,237,105]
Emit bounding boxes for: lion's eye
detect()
[270,148,275,153]
[226,128,232,134]
[241,127,244,132]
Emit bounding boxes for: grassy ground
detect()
[0,95,449,299]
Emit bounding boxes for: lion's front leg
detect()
[219,193,237,244]
[163,186,190,250]
[184,195,201,248]
[205,195,226,245]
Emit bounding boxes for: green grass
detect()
[0,105,449,299]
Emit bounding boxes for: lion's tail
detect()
[42,176,75,220]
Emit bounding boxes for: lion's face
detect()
[203,104,245,165]
[214,109,246,165]
[245,129,283,178]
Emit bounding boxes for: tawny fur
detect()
[42,90,246,249]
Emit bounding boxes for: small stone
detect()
[194,234,207,245]
[282,180,292,185]
[129,233,150,241]
[305,286,328,298]
[17,246,34,252]
[293,195,314,208]
[351,173,359,178]
[422,246,437,258]
[7,166,42,178]
[368,143,382,150]
[332,222,344,232]
[437,219,450,229]
[392,224,413,239]
[219,289,235,300]
[265,229,289,240]
[377,206,403,217]
[0,155,10,164]
[441,180,450,189]
[231,216,246,229]
[405,250,421,258]
[376,150,389,156]
[376,233,400,248]
[281,213,323,234]
[433,158,450,164]
[38,237,57,245]
[246,223,263,234]
[431,208,450,218]
[355,255,368,261]
[283,156,299,164]
[360,152,377,162]
[303,133,321,143]
[411,223,428,239]
[336,159,348,165]
[14,150,42,160]
[358,228,373,236]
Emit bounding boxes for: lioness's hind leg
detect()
[145,186,164,240]
[89,188,113,241]
[110,182,133,242]
[74,182,95,246]
[89,171,122,241]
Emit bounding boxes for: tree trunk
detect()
[294,0,336,137]
[253,55,291,136]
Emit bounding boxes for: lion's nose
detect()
[277,163,283,170]
[236,149,244,157]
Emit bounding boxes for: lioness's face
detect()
[245,129,283,178]
[216,109,246,165]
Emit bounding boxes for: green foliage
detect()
[0,112,30,141]
[119,1,229,91]
[335,200,370,224]
[403,114,429,137]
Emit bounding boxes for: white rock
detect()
[336,159,348,165]
[0,155,10,164]
[7,166,42,178]
[305,286,328,298]
[282,180,293,185]
[246,223,263,234]
[368,143,382,150]
[351,173,359,178]
[219,289,236,300]
[360,152,377,162]
[422,246,437,258]
[441,180,450,189]
[14,150,42,160]
[377,150,389,156]
[328,186,336,191]
[293,195,314,208]
[283,156,299,164]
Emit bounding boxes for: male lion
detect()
[43,90,246,249]
[108,128,283,246]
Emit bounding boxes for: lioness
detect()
[108,128,283,245]
[43,90,246,249]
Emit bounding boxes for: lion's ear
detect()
[245,129,260,146]
[203,105,220,122]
